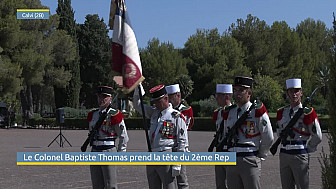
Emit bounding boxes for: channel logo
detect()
[17,9,49,19]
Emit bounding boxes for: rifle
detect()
[217,101,256,152]
[270,86,320,155]
[208,119,224,152]
[80,103,113,152]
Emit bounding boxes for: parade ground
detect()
[0,128,330,189]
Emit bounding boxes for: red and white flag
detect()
[109,0,144,93]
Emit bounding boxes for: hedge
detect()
[28,117,329,131]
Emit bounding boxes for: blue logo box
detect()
[17,9,49,19]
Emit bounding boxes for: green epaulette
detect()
[214,107,223,113]
[108,108,119,116]
[171,111,181,118]
[304,107,313,114]
[224,104,237,111]
[180,106,191,111]
[255,100,264,109]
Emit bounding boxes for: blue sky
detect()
[41,0,336,48]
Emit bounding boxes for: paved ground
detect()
[0,128,330,189]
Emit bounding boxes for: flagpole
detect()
[138,85,152,152]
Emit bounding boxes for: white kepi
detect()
[216,84,233,94]
[286,79,301,89]
[166,84,180,94]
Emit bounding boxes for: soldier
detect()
[276,79,322,189]
[212,84,233,189]
[224,76,274,189]
[86,86,129,189]
[133,84,188,189]
[166,84,194,189]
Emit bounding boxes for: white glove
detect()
[171,165,181,177]
[136,83,146,96]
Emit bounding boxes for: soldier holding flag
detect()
[133,84,188,189]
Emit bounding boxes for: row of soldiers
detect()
[85,76,322,189]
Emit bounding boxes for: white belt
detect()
[281,144,306,150]
[151,146,172,152]
[92,140,115,146]
[228,147,258,153]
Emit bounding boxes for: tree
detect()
[55,0,81,108]
[0,47,22,103]
[174,74,193,100]
[140,38,188,91]
[183,29,249,102]
[320,13,336,189]
[77,14,113,108]
[252,73,285,112]
[229,14,279,77]
[295,18,333,94]
[0,0,77,124]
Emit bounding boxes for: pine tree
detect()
[320,13,336,189]
[55,0,80,108]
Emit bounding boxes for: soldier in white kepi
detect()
[133,84,188,189]
[212,84,233,189]
[224,76,274,189]
[166,84,194,189]
[86,86,129,189]
[276,79,322,189]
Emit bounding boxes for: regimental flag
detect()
[109,0,144,93]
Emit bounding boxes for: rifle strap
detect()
[91,106,112,134]
[282,107,304,133]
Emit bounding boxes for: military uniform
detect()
[87,107,128,189]
[167,84,193,189]
[213,107,227,189]
[176,103,194,131]
[175,103,193,189]
[224,101,273,189]
[276,78,322,189]
[133,84,188,189]
[212,83,233,189]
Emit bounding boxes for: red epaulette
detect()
[276,108,283,121]
[255,103,268,118]
[303,108,318,125]
[212,108,220,122]
[86,111,93,122]
[180,113,187,123]
[222,110,229,120]
[86,109,99,122]
[109,110,124,125]
[181,107,193,118]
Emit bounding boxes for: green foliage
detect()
[0,48,22,101]
[174,74,193,100]
[56,0,81,108]
[77,14,113,108]
[320,13,336,189]
[192,95,217,117]
[62,107,90,119]
[140,38,188,90]
[229,14,278,76]
[252,74,285,112]
[183,29,250,102]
